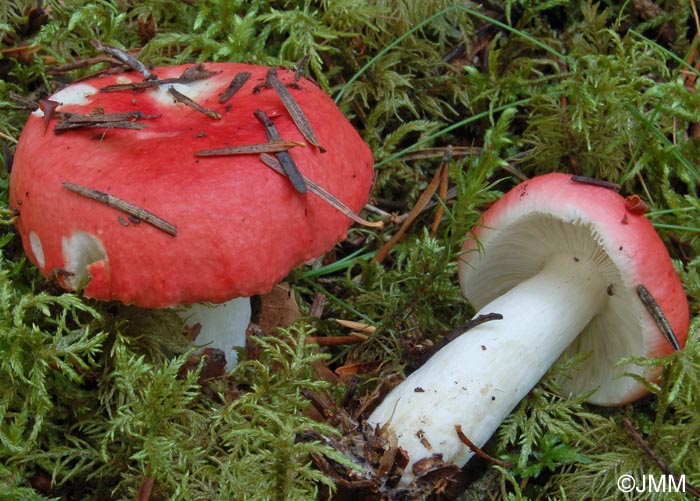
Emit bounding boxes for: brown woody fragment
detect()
[455,424,512,467]
[219,71,252,103]
[53,110,161,134]
[91,39,156,80]
[265,68,324,151]
[62,182,177,236]
[100,64,220,92]
[196,140,303,157]
[254,111,307,193]
[636,284,681,350]
[259,153,382,228]
[168,87,221,120]
[570,175,621,192]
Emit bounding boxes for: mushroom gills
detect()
[463,214,643,402]
[62,231,108,290]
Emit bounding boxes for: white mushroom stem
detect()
[367,253,609,484]
[178,297,251,371]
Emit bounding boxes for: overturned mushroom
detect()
[367,173,689,485]
[9,62,375,369]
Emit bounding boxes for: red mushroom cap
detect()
[10,63,374,307]
[459,173,689,405]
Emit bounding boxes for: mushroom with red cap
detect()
[9,62,375,369]
[367,173,689,484]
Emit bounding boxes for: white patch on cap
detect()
[32,84,97,117]
[62,231,107,290]
[29,231,45,268]
[135,130,180,140]
[151,80,216,108]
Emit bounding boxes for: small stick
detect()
[91,40,156,80]
[62,182,177,236]
[259,153,382,228]
[455,425,512,468]
[196,140,304,157]
[219,71,251,103]
[168,87,221,120]
[294,54,311,81]
[136,464,155,501]
[47,55,123,74]
[444,313,504,344]
[60,111,158,123]
[54,121,148,133]
[636,284,681,350]
[54,110,160,134]
[622,417,700,498]
[570,175,621,192]
[420,313,503,364]
[305,335,366,346]
[372,152,451,263]
[335,319,377,333]
[0,131,17,144]
[266,68,324,151]
[39,99,61,132]
[340,376,359,409]
[308,291,327,318]
[254,110,307,193]
[395,187,458,226]
[431,145,452,236]
[100,64,219,92]
[398,146,481,162]
[8,92,39,111]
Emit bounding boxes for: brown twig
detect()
[266,68,324,151]
[91,40,155,80]
[100,63,219,92]
[305,334,366,346]
[47,55,124,74]
[39,99,60,132]
[420,313,503,364]
[455,425,512,468]
[621,417,700,498]
[54,120,148,133]
[430,145,452,236]
[7,92,39,111]
[254,110,307,193]
[636,284,681,351]
[570,175,621,192]
[196,140,304,157]
[372,151,451,263]
[294,54,311,81]
[168,87,221,120]
[62,182,177,236]
[0,131,18,144]
[335,319,376,333]
[396,146,481,162]
[136,465,155,501]
[53,110,160,134]
[389,186,458,225]
[259,154,382,228]
[218,71,252,103]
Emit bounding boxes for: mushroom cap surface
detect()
[459,173,689,405]
[10,63,374,307]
